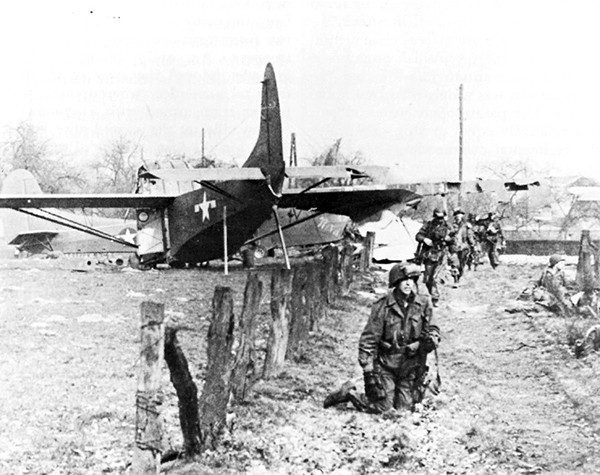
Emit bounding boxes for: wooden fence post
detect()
[576,230,596,291]
[308,261,325,331]
[322,245,339,304]
[164,327,201,457]
[133,301,165,474]
[287,264,310,361]
[360,231,376,272]
[263,267,293,378]
[339,242,355,296]
[198,286,236,451]
[231,272,263,402]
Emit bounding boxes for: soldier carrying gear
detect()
[449,208,475,286]
[415,207,452,306]
[533,254,574,316]
[323,262,441,413]
[477,211,505,269]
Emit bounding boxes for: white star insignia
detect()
[194,192,217,221]
[119,228,137,244]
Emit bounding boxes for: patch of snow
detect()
[165,310,186,319]
[78,313,109,323]
[1,286,24,292]
[30,322,50,328]
[46,315,67,323]
[121,267,141,273]
[38,329,58,337]
[126,290,147,298]
[32,297,57,304]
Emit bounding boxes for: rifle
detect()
[412,335,441,404]
[413,241,424,265]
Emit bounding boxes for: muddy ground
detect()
[1,255,599,474]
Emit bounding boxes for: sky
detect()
[1,0,599,182]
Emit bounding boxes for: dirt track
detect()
[1,256,599,474]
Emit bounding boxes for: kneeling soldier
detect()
[324,262,441,413]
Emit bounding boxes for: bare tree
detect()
[1,120,85,193]
[94,135,140,193]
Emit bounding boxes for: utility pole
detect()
[458,84,464,207]
[289,132,297,167]
[459,84,463,182]
[289,133,297,188]
[201,128,206,167]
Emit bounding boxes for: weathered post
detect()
[576,230,595,291]
[339,242,355,296]
[322,245,339,304]
[198,286,236,451]
[263,267,293,378]
[287,264,310,361]
[308,260,325,331]
[231,272,263,402]
[133,302,165,474]
[164,327,201,457]
[360,231,376,272]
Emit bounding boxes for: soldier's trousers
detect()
[423,260,444,303]
[456,249,469,280]
[484,242,500,268]
[349,364,418,413]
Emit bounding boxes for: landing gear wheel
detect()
[253,245,267,260]
[128,254,141,270]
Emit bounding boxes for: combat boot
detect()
[323,381,356,408]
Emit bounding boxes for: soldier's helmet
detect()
[549,254,565,267]
[453,208,465,217]
[432,208,446,218]
[389,262,422,287]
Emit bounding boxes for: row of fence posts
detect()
[574,230,600,358]
[132,234,375,473]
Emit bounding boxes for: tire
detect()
[253,246,267,260]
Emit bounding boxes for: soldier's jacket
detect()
[416,218,452,262]
[358,290,440,372]
[478,218,504,244]
[537,267,568,302]
[451,221,475,252]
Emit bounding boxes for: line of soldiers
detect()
[321,208,504,415]
[415,207,505,306]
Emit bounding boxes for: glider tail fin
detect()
[242,63,285,194]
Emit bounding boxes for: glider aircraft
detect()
[0,64,421,269]
[0,169,136,262]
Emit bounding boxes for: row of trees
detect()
[0,121,263,196]
[0,123,369,196]
[3,121,572,230]
[0,120,142,195]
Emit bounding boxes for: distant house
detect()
[503,176,600,255]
